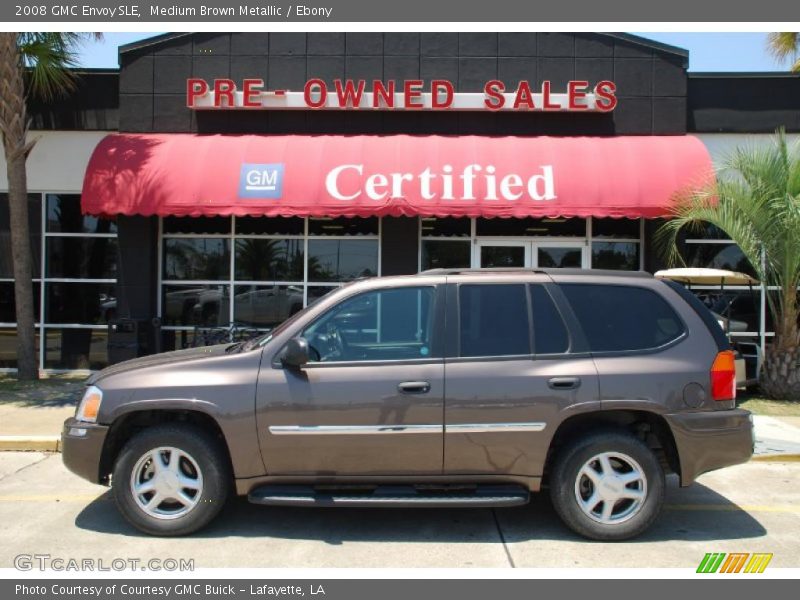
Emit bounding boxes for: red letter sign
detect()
[484,80,505,110]
[595,80,618,112]
[304,79,328,108]
[242,78,264,108]
[186,78,208,108]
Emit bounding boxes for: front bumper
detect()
[61,417,109,484]
[665,408,754,486]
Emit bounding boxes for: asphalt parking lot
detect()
[0,452,798,569]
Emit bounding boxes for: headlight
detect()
[76,386,103,423]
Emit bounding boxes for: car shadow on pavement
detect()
[74,475,766,543]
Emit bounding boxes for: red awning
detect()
[81,134,713,219]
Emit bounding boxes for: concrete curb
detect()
[751,454,800,463]
[0,436,60,452]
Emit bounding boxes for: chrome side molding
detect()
[269,422,546,435]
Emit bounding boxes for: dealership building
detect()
[1,31,798,372]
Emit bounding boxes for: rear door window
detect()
[560,284,684,352]
[458,284,531,357]
[530,285,569,354]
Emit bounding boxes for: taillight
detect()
[710,350,737,401]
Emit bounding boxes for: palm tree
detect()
[0,33,99,379]
[767,32,800,72]
[658,130,800,400]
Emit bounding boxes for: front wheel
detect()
[112,424,230,536]
[549,431,665,541]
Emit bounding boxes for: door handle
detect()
[398,381,431,394]
[548,376,581,390]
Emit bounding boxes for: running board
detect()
[247,484,530,508]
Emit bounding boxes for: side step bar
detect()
[248,484,530,508]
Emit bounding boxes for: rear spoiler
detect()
[661,279,731,352]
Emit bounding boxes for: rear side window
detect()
[560,284,684,352]
[459,284,530,357]
[530,285,569,354]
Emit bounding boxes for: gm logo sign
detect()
[239,163,284,199]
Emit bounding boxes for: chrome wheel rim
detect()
[573,451,647,525]
[129,446,203,520]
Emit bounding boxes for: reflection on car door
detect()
[255,284,445,476]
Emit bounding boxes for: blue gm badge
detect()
[239,163,285,199]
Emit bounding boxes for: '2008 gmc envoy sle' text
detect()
[62,269,754,540]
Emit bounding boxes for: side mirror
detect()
[282,337,309,368]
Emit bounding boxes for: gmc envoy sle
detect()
[62,269,754,540]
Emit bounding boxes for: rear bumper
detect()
[664,408,754,486]
[61,417,109,484]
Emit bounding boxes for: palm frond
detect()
[657,129,800,352]
[16,32,102,101]
[767,32,799,60]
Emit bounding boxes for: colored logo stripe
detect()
[697,552,773,573]
[744,553,773,573]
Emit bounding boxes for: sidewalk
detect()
[1,378,799,460]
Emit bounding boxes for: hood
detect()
[88,344,233,385]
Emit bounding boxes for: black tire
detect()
[549,430,664,541]
[112,424,231,536]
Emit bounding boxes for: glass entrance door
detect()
[476,241,588,269]
[477,241,529,268]
[534,241,588,268]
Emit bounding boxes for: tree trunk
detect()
[760,345,800,400]
[0,33,38,380]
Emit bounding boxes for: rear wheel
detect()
[112,424,230,536]
[549,431,664,541]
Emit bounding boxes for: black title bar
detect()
[3,0,799,22]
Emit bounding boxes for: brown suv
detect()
[62,269,754,540]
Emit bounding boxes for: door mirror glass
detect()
[282,337,310,368]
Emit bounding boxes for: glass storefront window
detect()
[0,328,40,369]
[591,242,640,270]
[0,194,42,279]
[682,243,756,278]
[46,237,118,279]
[233,285,305,328]
[421,240,471,270]
[46,194,117,234]
[46,282,117,325]
[592,218,640,239]
[43,328,109,370]
[420,217,471,237]
[163,238,231,281]
[234,238,304,281]
[162,284,228,327]
[307,239,378,281]
[0,281,41,323]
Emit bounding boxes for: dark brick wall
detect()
[28,70,119,131]
[120,32,688,135]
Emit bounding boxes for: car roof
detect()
[419,267,653,279]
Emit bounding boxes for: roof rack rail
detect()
[419,267,652,278]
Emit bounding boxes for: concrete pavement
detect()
[0,452,798,568]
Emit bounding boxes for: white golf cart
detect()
[654,268,762,389]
